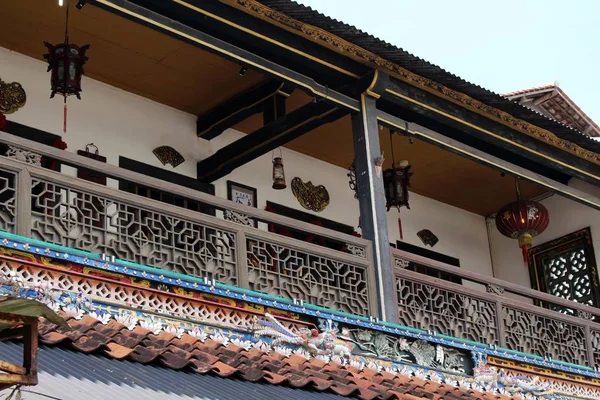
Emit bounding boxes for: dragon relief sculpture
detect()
[252,314,468,373]
[252,314,353,357]
[472,354,554,397]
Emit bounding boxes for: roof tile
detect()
[33,312,513,400]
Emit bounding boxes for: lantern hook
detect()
[514,176,522,201]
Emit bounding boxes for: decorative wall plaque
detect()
[0,78,26,114]
[291,177,330,212]
[153,145,185,168]
[417,229,438,247]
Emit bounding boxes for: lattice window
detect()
[529,228,600,314]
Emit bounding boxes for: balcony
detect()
[0,131,599,368]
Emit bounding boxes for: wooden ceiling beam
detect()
[197,100,348,182]
[197,80,289,140]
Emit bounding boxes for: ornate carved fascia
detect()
[224,0,600,166]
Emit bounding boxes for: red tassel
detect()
[398,217,403,240]
[521,245,528,267]
[63,104,67,133]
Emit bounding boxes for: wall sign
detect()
[226,181,258,227]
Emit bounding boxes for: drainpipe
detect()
[485,216,497,278]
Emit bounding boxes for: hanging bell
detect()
[272,149,286,190]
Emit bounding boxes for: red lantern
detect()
[495,180,549,265]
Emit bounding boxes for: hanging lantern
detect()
[495,178,549,265]
[43,1,89,133]
[272,148,286,190]
[383,131,412,211]
[44,41,89,100]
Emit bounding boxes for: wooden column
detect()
[351,71,397,323]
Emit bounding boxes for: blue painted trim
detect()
[0,231,598,379]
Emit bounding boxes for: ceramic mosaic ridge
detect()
[0,231,598,381]
[0,279,586,400]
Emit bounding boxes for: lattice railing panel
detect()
[0,169,17,233]
[29,178,237,284]
[503,306,587,365]
[246,237,370,315]
[395,277,499,345]
[590,329,600,367]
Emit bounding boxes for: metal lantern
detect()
[44,41,89,100]
[272,148,286,190]
[383,162,412,211]
[384,132,412,211]
[495,178,549,265]
[43,2,89,133]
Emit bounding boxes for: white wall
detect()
[0,46,493,276]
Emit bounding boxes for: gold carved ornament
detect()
[226,0,600,165]
[291,177,330,212]
[0,78,26,114]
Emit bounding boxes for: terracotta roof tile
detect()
[34,312,514,400]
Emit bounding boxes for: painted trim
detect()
[386,88,600,182]
[173,0,360,79]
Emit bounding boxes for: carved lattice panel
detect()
[395,277,498,345]
[503,306,588,365]
[246,238,370,315]
[29,178,237,284]
[591,329,600,367]
[0,169,17,233]
[546,249,594,310]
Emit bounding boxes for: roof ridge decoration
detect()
[225,0,600,165]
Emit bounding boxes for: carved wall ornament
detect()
[0,78,27,114]
[226,0,600,166]
[291,177,330,212]
[417,229,438,247]
[153,145,185,168]
[5,146,42,166]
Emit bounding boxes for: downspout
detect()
[485,216,497,278]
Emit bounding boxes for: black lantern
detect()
[44,1,89,133]
[44,41,89,100]
[384,131,412,211]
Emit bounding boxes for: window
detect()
[529,228,600,313]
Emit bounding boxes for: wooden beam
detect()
[197,80,284,140]
[197,101,348,182]
[263,83,293,126]
[377,111,600,212]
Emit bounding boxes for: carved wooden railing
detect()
[0,132,376,317]
[392,247,600,367]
